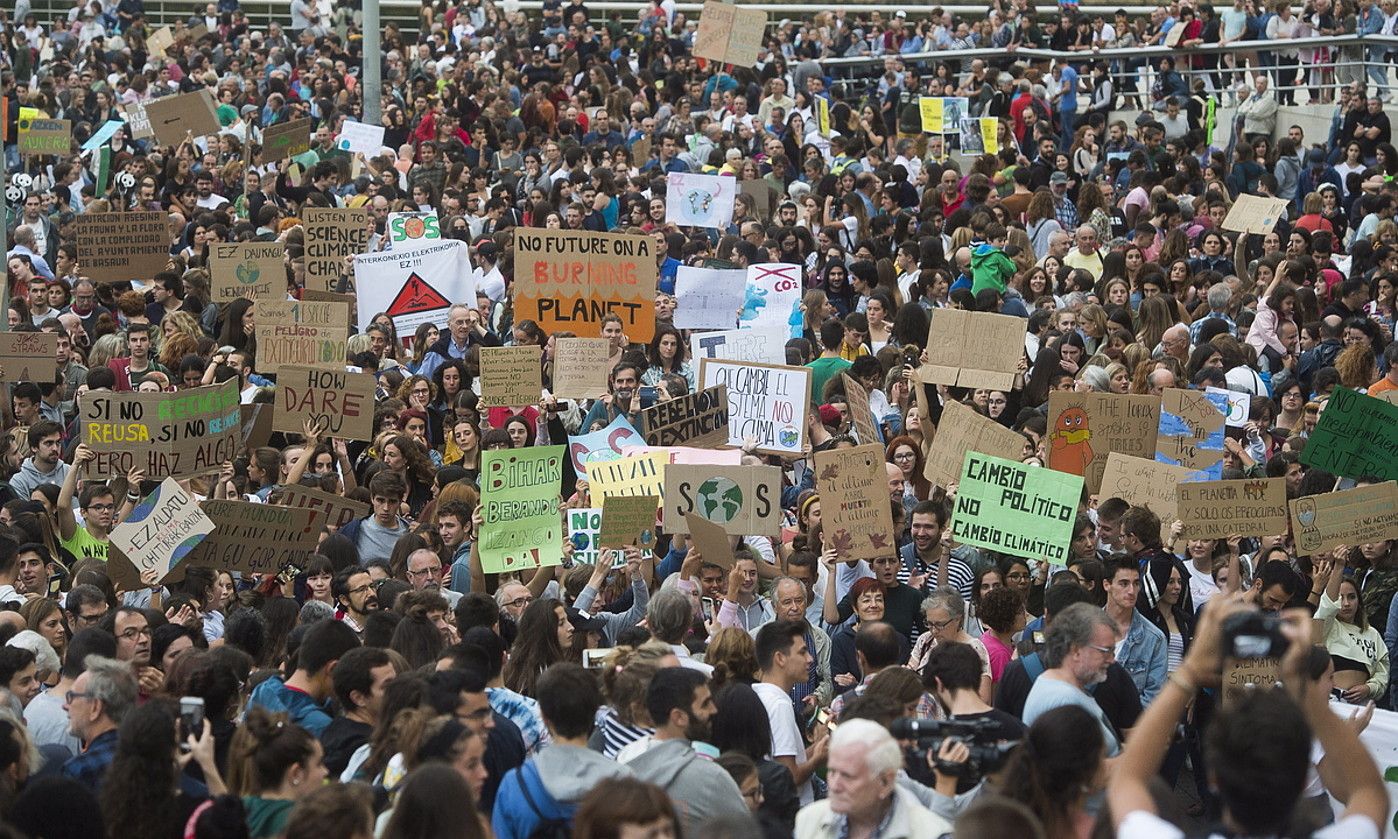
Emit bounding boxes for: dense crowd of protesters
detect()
[0,0,1393,837]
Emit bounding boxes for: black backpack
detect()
[515,766,572,839]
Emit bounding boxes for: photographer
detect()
[922,642,1024,794]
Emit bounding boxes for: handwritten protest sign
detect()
[178,500,320,577]
[640,384,730,448]
[478,346,543,408]
[81,380,241,479]
[147,25,174,56]
[387,211,441,245]
[479,446,565,574]
[924,399,1026,488]
[666,172,737,229]
[566,509,629,568]
[77,212,169,282]
[951,452,1083,564]
[693,0,767,67]
[144,90,222,144]
[0,332,58,383]
[122,101,153,140]
[353,239,473,334]
[1099,452,1194,537]
[685,513,735,569]
[1291,481,1398,555]
[1176,478,1289,540]
[1155,388,1225,480]
[599,494,660,551]
[256,300,349,373]
[739,262,802,337]
[585,451,668,507]
[280,483,369,531]
[261,117,312,162]
[304,207,370,292]
[567,415,645,475]
[336,119,386,154]
[842,374,881,446]
[273,366,375,441]
[551,338,611,400]
[210,241,285,301]
[698,359,811,457]
[814,444,897,561]
[623,446,743,466]
[919,308,1025,390]
[300,289,357,329]
[692,327,789,366]
[1046,392,1160,493]
[1221,194,1290,235]
[18,116,70,155]
[1205,386,1251,429]
[514,229,658,342]
[663,464,781,535]
[1223,657,1281,708]
[1302,387,1398,482]
[108,478,215,584]
[674,265,745,330]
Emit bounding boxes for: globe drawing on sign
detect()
[697,478,744,525]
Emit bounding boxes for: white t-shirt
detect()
[752,681,812,804]
[1116,809,1377,839]
[1185,560,1220,608]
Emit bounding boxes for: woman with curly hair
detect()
[100,698,224,839]
[396,375,442,446]
[381,435,436,514]
[502,598,572,698]
[1334,343,1378,392]
[706,627,758,692]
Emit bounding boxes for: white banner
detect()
[336,119,386,155]
[665,172,736,229]
[351,240,474,335]
[690,326,789,366]
[739,262,803,338]
[1330,700,1398,837]
[673,265,745,330]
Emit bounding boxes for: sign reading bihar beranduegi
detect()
[951,452,1083,565]
[80,380,242,480]
[478,446,566,574]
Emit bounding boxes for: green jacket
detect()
[970,243,1017,296]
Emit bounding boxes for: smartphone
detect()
[583,648,615,669]
[638,386,657,410]
[48,573,62,596]
[701,597,716,623]
[179,696,205,751]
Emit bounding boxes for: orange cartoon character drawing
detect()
[1049,406,1095,475]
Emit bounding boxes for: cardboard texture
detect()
[685,512,735,569]
[1155,388,1226,478]
[179,500,321,577]
[210,241,285,301]
[640,384,730,448]
[951,451,1083,564]
[478,446,565,574]
[740,179,773,221]
[551,338,611,400]
[80,380,241,479]
[691,327,788,366]
[1099,452,1195,533]
[1176,478,1289,540]
[663,464,781,535]
[813,444,897,561]
[77,212,169,282]
[1046,392,1160,493]
[147,25,174,56]
[697,359,811,457]
[514,229,658,342]
[279,484,369,531]
[144,90,222,144]
[300,289,357,329]
[924,399,1024,488]
[566,509,631,568]
[18,117,70,155]
[1290,481,1398,555]
[478,346,543,408]
[1223,657,1282,708]
[256,300,349,373]
[0,332,58,383]
[673,265,745,330]
[108,478,216,584]
[261,117,312,162]
[122,101,153,140]
[304,207,370,292]
[693,0,767,66]
[273,366,376,441]
[240,403,274,449]
[1221,194,1290,234]
[585,451,668,506]
[599,494,660,549]
[1301,387,1398,482]
[919,308,1024,390]
[842,373,882,447]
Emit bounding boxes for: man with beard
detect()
[624,667,747,837]
[1022,602,1122,756]
[333,567,379,635]
[580,359,645,430]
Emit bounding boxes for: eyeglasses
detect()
[75,610,107,625]
[1085,644,1114,656]
[347,584,373,597]
[504,595,534,609]
[84,503,115,512]
[119,626,152,640]
[928,617,959,631]
[65,691,93,704]
[408,566,443,578]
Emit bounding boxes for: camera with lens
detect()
[1221,611,1288,659]
[889,717,1020,779]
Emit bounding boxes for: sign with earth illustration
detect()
[663,464,782,535]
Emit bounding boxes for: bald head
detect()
[886,462,905,501]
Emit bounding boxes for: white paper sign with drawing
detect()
[665,172,736,229]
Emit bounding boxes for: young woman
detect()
[502,598,573,698]
[99,699,224,839]
[572,778,679,839]
[976,587,1026,687]
[641,326,693,389]
[999,705,1106,839]
[229,709,328,839]
[1312,548,1389,705]
[303,555,335,607]
[381,763,489,839]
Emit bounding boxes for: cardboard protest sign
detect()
[924,399,1025,488]
[210,241,285,301]
[623,446,743,466]
[353,239,474,334]
[108,478,216,584]
[1046,392,1160,493]
[740,180,773,221]
[1222,657,1281,708]
[387,211,441,245]
[144,91,222,144]
[18,116,70,155]
[666,172,737,229]
[693,0,767,67]
[304,207,371,292]
[81,380,241,479]
[280,483,369,531]
[599,494,660,550]
[261,117,312,162]
[685,513,735,569]
[663,464,781,535]
[566,509,629,568]
[0,332,58,383]
[951,452,1083,564]
[514,229,658,342]
[1099,452,1194,533]
[240,404,274,449]
[1221,194,1290,235]
[673,265,745,330]
[478,446,565,574]
[1302,387,1398,482]
[178,500,320,577]
[300,289,357,329]
[739,263,802,337]
[691,327,788,366]
[842,374,881,447]
[1155,388,1226,480]
[256,300,349,373]
[918,308,1024,390]
[585,451,668,506]
[273,366,375,441]
[1176,478,1289,540]
[477,346,543,409]
[567,415,645,476]
[147,25,174,56]
[76,212,169,282]
[640,384,730,448]
[1291,481,1398,555]
[551,338,611,400]
[122,101,154,140]
[813,444,897,561]
[698,359,811,457]
[335,119,386,154]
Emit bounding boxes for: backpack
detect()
[515,765,572,839]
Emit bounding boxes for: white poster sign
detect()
[739,262,803,338]
[697,359,811,457]
[351,240,475,335]
[665,172,736,229]
[690,326,789,366]
[336,119,386,155]
[673,265,745,330]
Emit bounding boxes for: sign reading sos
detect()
[387,212,441,243]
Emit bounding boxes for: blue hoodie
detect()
[248,676,332,737]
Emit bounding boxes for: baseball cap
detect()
[1050,171,1069,185]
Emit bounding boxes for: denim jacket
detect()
[1117,609,1168,705]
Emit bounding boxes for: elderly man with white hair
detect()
[1063,225,1105,280]
[795,718,950,838]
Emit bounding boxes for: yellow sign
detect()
[919,97,944,133]
[585,451,668,508]
[817,97,830,138]
[980,118,1000,155]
